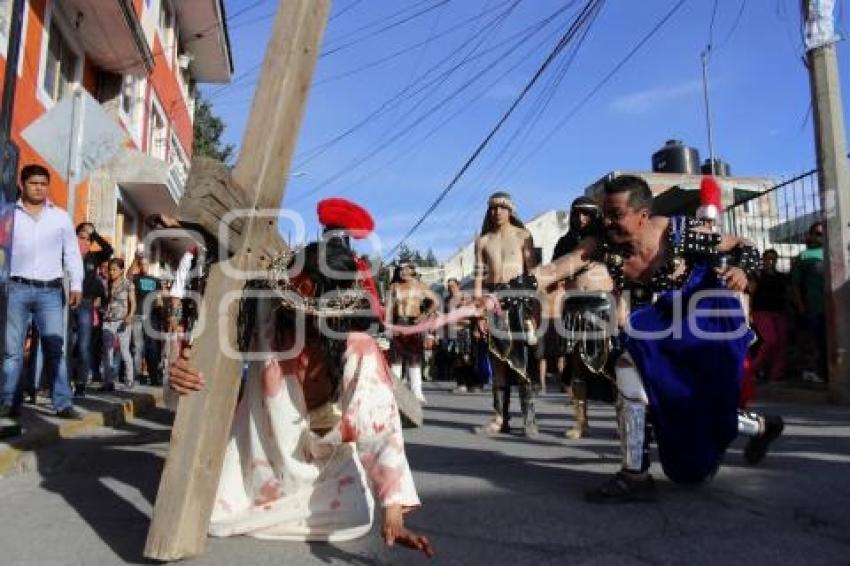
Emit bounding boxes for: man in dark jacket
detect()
[74,222,112,395]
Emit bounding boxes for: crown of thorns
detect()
[264,250,373,318]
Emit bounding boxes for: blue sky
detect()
[206,0,850,261]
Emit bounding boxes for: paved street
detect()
[0,383,849,565]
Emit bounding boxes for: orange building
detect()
[0,0,232,269]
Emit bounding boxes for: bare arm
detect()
[532,237,596,290]
[126,283,136,320]
[718,233,755,253]
[420,283,441,317]
[384,283,396,326]
[522,230,536,271]
[473,237,484,300]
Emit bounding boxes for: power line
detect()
[497,0,689,184]
[312,4,575,206]
[205,0,455,104]
[707,0,720,49]
[314,0,516,87]
[385,0,604,259]
[183,0,269,48]
[430,3,599,235]
[321,0,449,56]
[329,0,365,23]
[292,0,531,169]
[293,1,571,200]
[714,0,747,52]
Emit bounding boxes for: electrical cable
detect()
[384,0,603,258]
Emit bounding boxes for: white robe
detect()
[208,332,420,541]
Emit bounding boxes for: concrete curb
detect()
[0,389,164,478]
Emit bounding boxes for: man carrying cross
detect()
[168,198,433,557]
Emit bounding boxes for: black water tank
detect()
[701,158,731,177]
[651,139,700,175]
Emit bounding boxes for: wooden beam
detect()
[144,1,331,560]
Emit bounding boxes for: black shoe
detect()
[56,407,82,420]
[744,415,784,465]
[99,383,116,393]
[585,471,658,503]
[74,384,86,398]
[25,392,37,405]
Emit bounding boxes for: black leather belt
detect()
[9,276,64,289]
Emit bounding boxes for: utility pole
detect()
[804,0,850,402]
[701,49,717,175]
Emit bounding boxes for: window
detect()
[159,0,175,64]
[42,19,79,102]
[120,74,139,117]
[147,99,168,161]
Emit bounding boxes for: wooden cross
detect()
[144,1,331,560]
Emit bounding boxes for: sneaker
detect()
[452,385,468,394]
[523,419,539,438]
[744,415,784,465]
[475,418,506,436]
[56,407,82,420]
[585,471,658,503]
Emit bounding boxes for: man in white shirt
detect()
[1,164,84,419]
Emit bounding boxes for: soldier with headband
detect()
[473,191,539,438]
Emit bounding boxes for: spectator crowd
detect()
[0,164,192,421]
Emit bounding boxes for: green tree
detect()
[424,248,438,267]
[193,95,235,163]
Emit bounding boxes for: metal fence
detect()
[724,168,821,271]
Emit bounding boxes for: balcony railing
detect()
[166,161,188,202]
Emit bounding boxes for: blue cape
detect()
[624,261,751,484]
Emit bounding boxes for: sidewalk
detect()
[0,386,164,477]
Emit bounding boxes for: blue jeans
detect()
[102,320,133,386]
[72,300,94,385]
[2,281,73,411]
[132,315,162,382]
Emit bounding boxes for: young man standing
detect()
[74,222,112,395]
[473,191,538,437]
[385,262,439,403]
[131,256,163,385]
[791,222,827,383]
[1,165,83,419]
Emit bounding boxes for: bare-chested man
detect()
[473,191,538,437]
[385,262,439,403]
[551,197,616,439]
